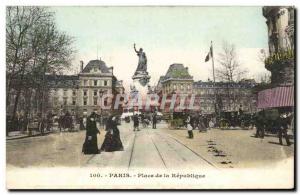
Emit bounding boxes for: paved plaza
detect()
[7,121,294,170]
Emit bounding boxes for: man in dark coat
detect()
[79,116,85,130]
[278,113,291,146]
[152,112,157,129]
[82,112,100,154]
[133,113,140,131]
[255,110,265,138]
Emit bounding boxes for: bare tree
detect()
[216,41,247,82]
[6,6,74,132]
[216,41,248,111]
[6,7,50,111]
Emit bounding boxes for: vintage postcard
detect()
[6,6,295,189]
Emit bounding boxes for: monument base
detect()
[132,71,151,86]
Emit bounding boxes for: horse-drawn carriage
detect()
[256,108,293,135]
[219,111,239,129]
[58,114,75,132]
[219,111,254,129]
[240,113,254,129]
[169,112,186,129]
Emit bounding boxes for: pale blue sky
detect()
[51,6,269,88]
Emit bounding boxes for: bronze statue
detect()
[134,43,147,73]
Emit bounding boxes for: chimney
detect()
[80,61,84,72]
[109,66,114,75]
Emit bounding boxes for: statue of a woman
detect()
[134,43,147,72]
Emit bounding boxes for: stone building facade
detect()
[262,6,294,86]
[157,64,257,114]
[47,59,124,116]
[158,64,194,95]
[193,79,257,114]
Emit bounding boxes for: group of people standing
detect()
[133,111,158,131]
[186,113,210,135]
[82,112,124,154]
[254,110,293,146]
[184,113,209,139]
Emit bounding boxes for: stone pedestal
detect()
[128,71,151,112]
[132,71,151,87]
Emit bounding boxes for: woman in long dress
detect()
[100,116,124,152]
[82,112,100,154]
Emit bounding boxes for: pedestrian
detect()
[152,111,157,129]
[186,115,194,139]
[64,111,73,132]
[194,113,200,130]
[209,119,214,129]
[82,112,100,154]
[254,111,265,138]
[37,114,45,135]
[100,115,124,152]
[198,114,207,132]
[79,116,85,130]
[203,115,208,129]
[141,113,146,128]
[133,113,140,131]
[278,113,291,146]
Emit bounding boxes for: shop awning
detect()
[257,86,294,109]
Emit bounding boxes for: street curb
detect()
[6,131,52,141]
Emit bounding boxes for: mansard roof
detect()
[163,63,193,81]
[81,59,111,73]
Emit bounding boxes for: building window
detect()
[63,89,67,96]
[83,98,87,106]
[72,97,76,105]
[63,97,67,105]
[83,90,87,96]
[93,97,98,105]
[72,90,76,96]
[104,80,108,86]
[84,80,88,86]
[94,80,97,86]
[94,90,97,96]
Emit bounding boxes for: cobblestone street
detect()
[7,122,294,170]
